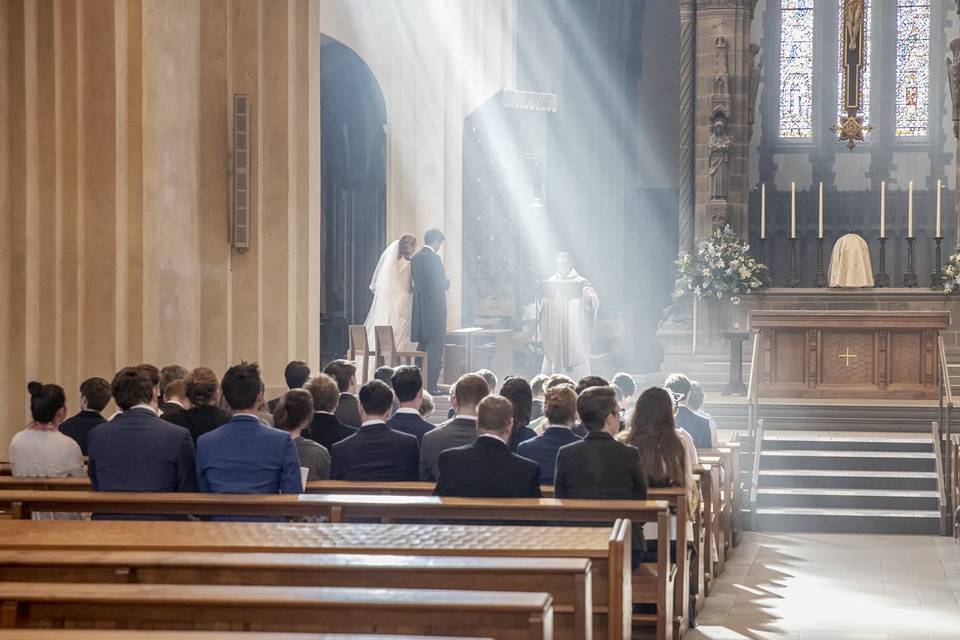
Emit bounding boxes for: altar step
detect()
[749,430,941,535]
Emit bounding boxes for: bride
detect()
[365,234,418,351]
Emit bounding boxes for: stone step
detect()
[759,449,936,472]
[756,487,940,510]
[754,506,941,534]
[761,432,933,453]
[755,469,939,490]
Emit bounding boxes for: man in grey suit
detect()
[419,373,489,481]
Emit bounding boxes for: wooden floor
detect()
[686,532,960,640]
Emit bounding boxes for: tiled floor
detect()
[687,532,960,640]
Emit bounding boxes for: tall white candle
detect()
[908,181,914,238]
[791,182,796,239]
[880,181,885,238]
[818,181,824,239]
[760,183,766,239]
[936,179,942,238]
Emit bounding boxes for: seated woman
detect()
[163,367,232,442]
[9,382,85,520]
[274,388,332,481]
[499,376,537,452]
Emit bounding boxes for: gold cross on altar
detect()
[838,347,858,367]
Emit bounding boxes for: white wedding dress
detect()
[364,240,415,352]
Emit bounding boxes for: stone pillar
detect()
[678,0,696,255]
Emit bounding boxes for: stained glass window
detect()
[838,0,870,127]
[779,0,815,138]
[895,0,931,136]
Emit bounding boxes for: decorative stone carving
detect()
[748,43,761,139]
[708,115,731,200]
[712,36,731,118]
[948,39,960,139]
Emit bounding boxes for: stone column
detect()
[678,0,696,255]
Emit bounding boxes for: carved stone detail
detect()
[947,39,960,139]
[708,115,731,201]
[748,43,761,139]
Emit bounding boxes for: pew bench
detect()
[0,633,490,640]
[0,551,592,640]
[0,582,553,640]
[0,519,643,640]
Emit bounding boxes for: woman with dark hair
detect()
[9,382,85,519]
[274,388,331,481]
[163,368,232,442]
[499,377,537,452]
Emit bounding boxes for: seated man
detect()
[59,376,110,456]
[159,379,189,417]
[664,373,712,449]
[303,373,357,450]
[554,385,647,564]
[419,373,490,482]
[331,380,420,481]
[687,381,718,446]
[517,384,582,485]
[196,362,302,495]
[324,359,363,428]
[612,372,637,413]
[387,365,435,443]
[87,368,197,510]
[267,360,311,414]
[158,365,188,414]
[434,395,541,498]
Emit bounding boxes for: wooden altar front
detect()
[749,310,950,400]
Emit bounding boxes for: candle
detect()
[818,181,824,239]
[908,181,914,238]
[880,181,886,238]
[791,182,796,239]
[760,183,766,239]
[936,179,942,238]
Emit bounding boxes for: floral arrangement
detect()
[938,247,960,293]
[674,225,770,305]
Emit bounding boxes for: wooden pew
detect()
[0,519,643,640]
[0,633,489,640]
[0,582,553,640]
[0,476,90,491]
[0,551,592,640]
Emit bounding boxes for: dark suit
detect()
[675,406,712,449]
[159,401,186,415]
[87,407,197,498]
[59,409,105,456]
[554,431,649,559]
[196,415,302,495]
[331,422,420,481]
[517,426,583,485]
[410,246,449,392]
[388,410,435,444]
[435,436,542,498]
[306,412,357,451]
[531,399,544,420]
[419,417,478,482]
[508,425,537,453]
[335,393,363,428]
[163,405,232,443]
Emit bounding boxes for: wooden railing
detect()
[932,421,948,534]
[938,335,954,534]
[748,418,765,530]
[950,433,960,539]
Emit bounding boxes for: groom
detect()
[411,228,449,394]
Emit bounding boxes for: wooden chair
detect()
[374,325,428,382]
[347,325,375,384]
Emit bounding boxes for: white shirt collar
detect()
[395,407,420,415]
[478,432,507,444]
[424,245,436,253]
[131,403,160,416]
[361,420,387,428]
[316,410,335,416]
[453,415,477,422]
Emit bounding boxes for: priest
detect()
[539,252,599,379]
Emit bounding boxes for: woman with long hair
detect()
[499,376,537,452]
[364,233,418,350]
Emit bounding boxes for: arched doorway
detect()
[320,36,387,362]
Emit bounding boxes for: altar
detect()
[749,310,950,400]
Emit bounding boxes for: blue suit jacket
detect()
[87,407,197,493]
[387,411,435,444]
[517,426,583,485]
[196,415,302,494]
[675,406,712,450]
[331,422,420,481]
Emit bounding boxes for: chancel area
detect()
[1,0,960,639]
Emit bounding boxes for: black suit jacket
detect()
[306,412,358,452]
[331,422,420,481]
[163,405,233,443]
[434,436,542,498]
[675,406,712,449]
[59,410,106,456]
[335,393,363,428]
[387,411,435,444]
[410,247,448,343]
[554,431,648,551]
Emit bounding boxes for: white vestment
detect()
[539,269,598,379]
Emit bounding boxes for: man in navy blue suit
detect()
[331,380,420,481]
[517,383,583,485]
[387,365,435,443]
[87,367,197,516]
[664,373,713,450]
[196,362,302,495]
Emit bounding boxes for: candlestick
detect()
[936,179,942,238]
[875,237,890,287]
[791,182,796,239]
[813,237,827,287]
[903,237,918,287]
[788,238,801,287]
[908,181,914,238]
[932,236,945,289]
[760,183,766,239]
[818,181,824,239]
[880,181,886,238]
